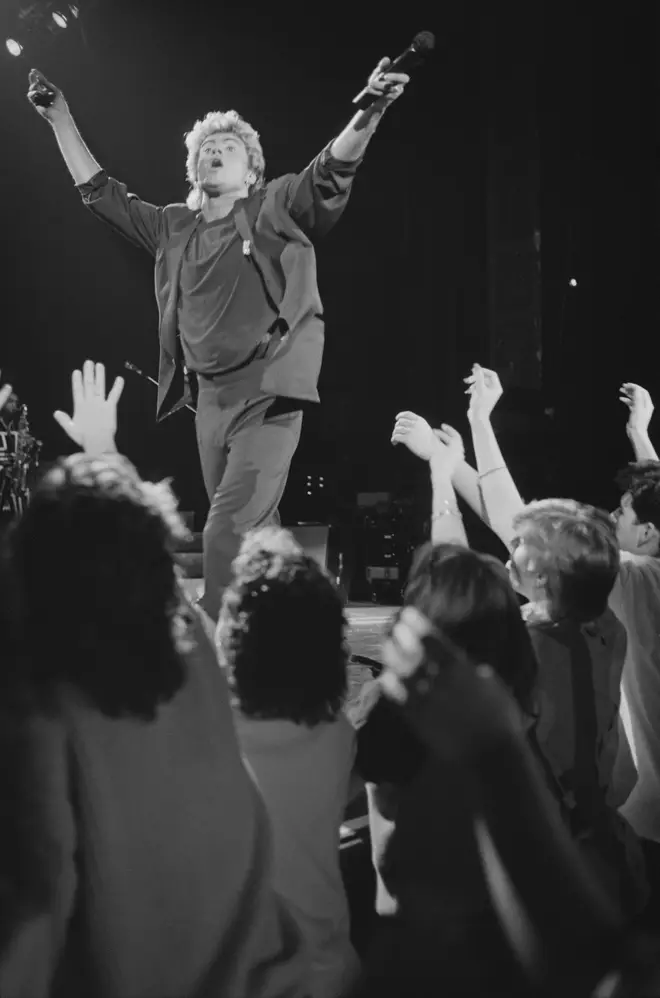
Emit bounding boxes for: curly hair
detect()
[402,543,539,718]
[615,461,660,533]
[217,527,348,727]
[512,499,620,623]
[184,110,266,210]
[7,453,194,721]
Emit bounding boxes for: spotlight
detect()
[6,38,23,56]
[52,12,68,28]
[569,278,578,287]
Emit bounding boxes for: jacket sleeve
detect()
[77,170,164,257]
[282,143,364,241]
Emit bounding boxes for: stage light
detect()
[6,38,23,56]
[569,278,578,287]
[52,12,68,28]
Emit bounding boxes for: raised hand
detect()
[432,424,465,474]
[53,361,124,455]
[363,57,410,107]
[380,606,523,763]
[464,364,503,422]
[620,382,654,436]
[27,68,69,122]
[391,411,439,461]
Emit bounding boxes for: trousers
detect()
[195,379,303,622]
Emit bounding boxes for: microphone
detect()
[352,31,435,110]
[123,361,197,414]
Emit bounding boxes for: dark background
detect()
[1,0,657,530]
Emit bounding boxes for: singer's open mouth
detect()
[210,159,223,168]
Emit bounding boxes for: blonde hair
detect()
[513,499,620,622]
[183,110,266,210]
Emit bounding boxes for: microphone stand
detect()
[123,361,196,414]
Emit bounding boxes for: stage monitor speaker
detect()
[288,524,329,569]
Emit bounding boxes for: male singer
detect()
[27,58,409,621]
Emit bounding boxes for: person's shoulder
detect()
[619,550,652,566]
[162,201,195,220]
[618,550,660,584]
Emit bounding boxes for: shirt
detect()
[234,711,359,998]
[609,551,660,842]
[177,211,278,376]
[524,607,628,815]
[0,608,307,998]
[78,145,363,420]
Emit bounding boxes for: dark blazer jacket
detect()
[78,144,363,420]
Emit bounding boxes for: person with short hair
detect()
[26,58,409,622]
[217,526,359,998]
[609,453,660,882]
[390,384,646,913]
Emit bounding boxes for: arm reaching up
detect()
[329,57,410,163]
[391,412,468,547]
[620,382,659,462]
[285,58,410,241]
[466,365,525,549]
[27,69,101,186]
[27,69,163,255]
[53,361,124,456]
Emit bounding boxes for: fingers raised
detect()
[107,376,125,406]
[71,368,84,409]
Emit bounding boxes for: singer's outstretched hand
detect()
[27,68,69,122]
[53,360,123,456]
[365,57,410,106]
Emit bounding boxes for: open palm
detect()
[53,360,124,454]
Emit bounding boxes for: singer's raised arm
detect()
[282,56,410,240]
[77,172,164,258]
[25,73,164,258]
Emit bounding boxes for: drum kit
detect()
[0,394,42,519]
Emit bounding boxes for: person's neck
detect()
[201,188,249,222]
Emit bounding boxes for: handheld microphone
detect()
[352,30,435,111]
[28,70,57,109]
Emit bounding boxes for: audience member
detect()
[356,535,540,921]
[217,526,359,998]
[460,364,648,912]
[4,354,660,998]
[353,606,656,998]
[0,362,307,998]
[390,390,646,914]
[607,384,660,910]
